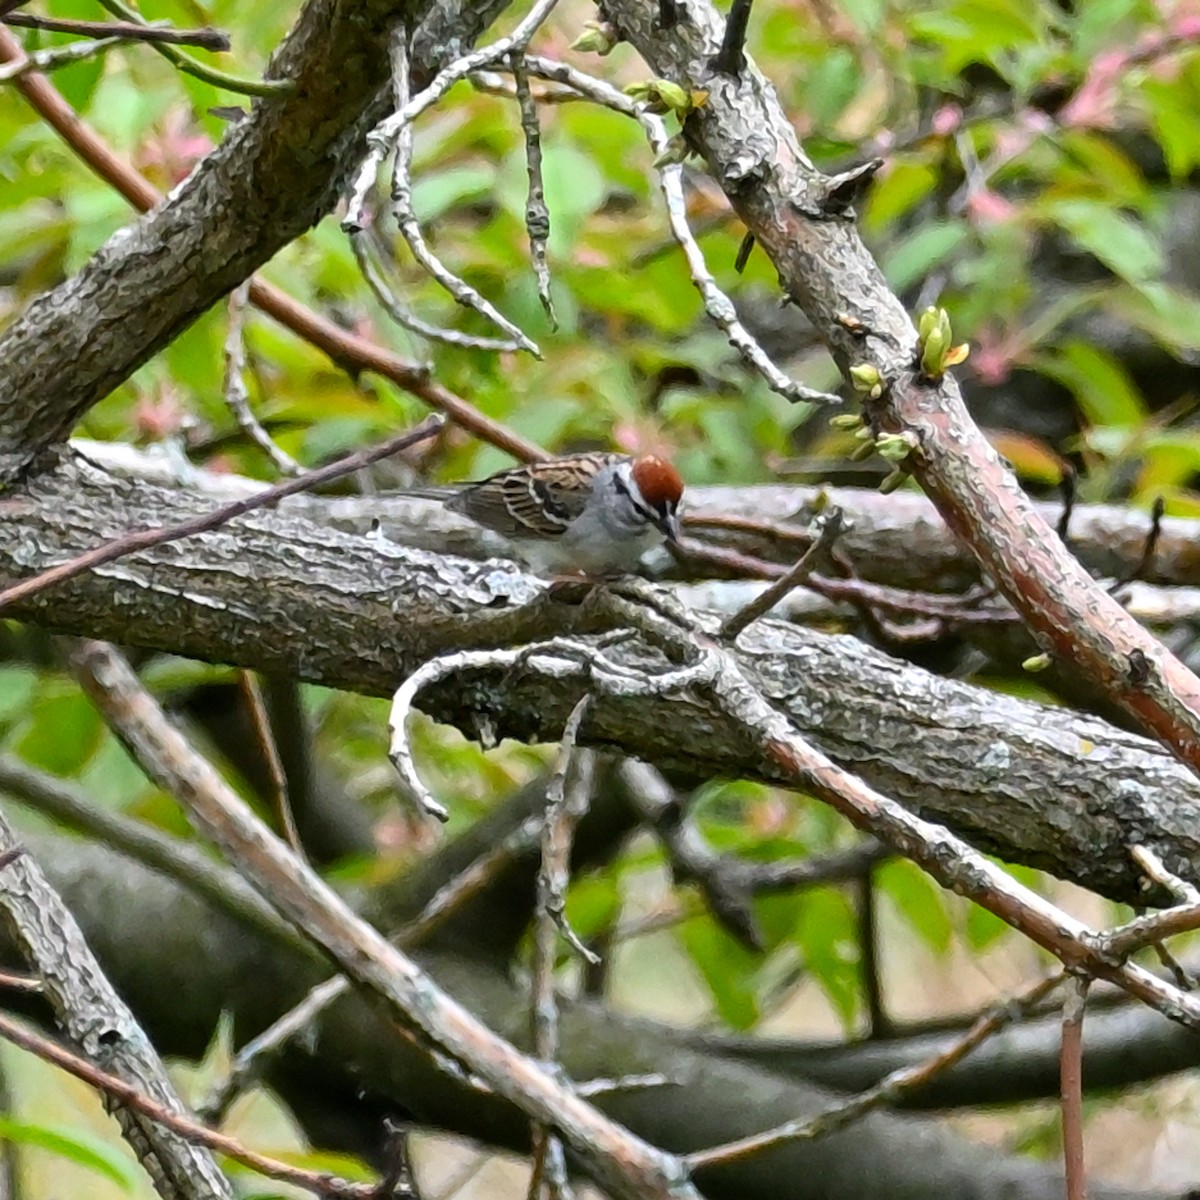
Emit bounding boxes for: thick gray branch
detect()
[0,461,1198,901]
[0,0,509,484]
[697,999,1200,1110]
[80,440,1200,592]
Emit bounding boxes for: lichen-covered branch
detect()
[1,460,1198,902]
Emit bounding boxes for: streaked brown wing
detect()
[448,455,612,539]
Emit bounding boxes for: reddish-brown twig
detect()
[0,27,544,466]
[0,1008,386,1198]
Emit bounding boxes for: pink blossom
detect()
[966,187,1018,225]
[931,104,963,137]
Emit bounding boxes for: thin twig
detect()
[0,34,122,80]
[529,698,593,1200]
[1113,495,1165,588]
[0,969,41,992]
[1131,844,1200,905]
[0,31,546,464]
[93,0,287,96]
[857,866,890,1038]
[238,671,304,859]
[0,415,444,614]
[1061,976,1089,1200]
[519,56,839,406]
[0,1008,390,1199]
[2,11,230,49]
[345,7,565,358]
[384,31,540,357]
[345,28,526,355]
[351,225,518,353]
[710,0,753,76]
[387,637,718,822]
[512,52,556,328]
[222,282,301,475]
[537,701,598,966]
[1090,897,1200,960]
[721,508,844,638]
[686,972,1063,1169]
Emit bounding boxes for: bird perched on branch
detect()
[410,451,684,576]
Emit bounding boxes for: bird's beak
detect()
[660,510,681,543]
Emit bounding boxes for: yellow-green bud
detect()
[849,363,882,393]
[626,78,693,115]
[875,431,919,462]
[917,306,955,379]
[1022,653,1052,672]
[570,20,620,54]
[829,413,864,430]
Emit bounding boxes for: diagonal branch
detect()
[69,640,701,1200]
[0,809,233,1198]
[0,0,525,485]
[598,0,1200,776]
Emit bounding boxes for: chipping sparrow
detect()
[413,451,684,575]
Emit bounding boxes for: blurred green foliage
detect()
[2,0,1199,1179]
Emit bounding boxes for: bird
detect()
[409,451,685,576]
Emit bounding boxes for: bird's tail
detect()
[395,485,462,501]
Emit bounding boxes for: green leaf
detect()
[1045,199,1163,284]
[965,902,1012,951]
[0,667,38,727]
[883,221,968,292]
[1058,131,1148,205]
[563,874,621,943]
[1143,72,1200,179]
[410,166,495,224]
[678,916,761,1030]
[803,48,863,126]
[0,1116,137,1191]
[877,860,953,955]
[1033,339,1146,428]
[793,889,860,1029]
[863,159,940,232]
[14,685,104,776]
[1110,282,1200,355]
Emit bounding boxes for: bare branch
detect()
[222,282,301,476]
[1061,977,1089,1200]
[0,1007,385,1199]
[238,671,304,858]
[686,973,1063,1169]
[0,808,234,1198]
[2,11,230,49]
[721,507,844,639]
[598,0,1200,777]
[512,53,556,327]
[92,0,285,96]
[520,56,840,406]
[72,642,701,1200]
[0,33,123,80]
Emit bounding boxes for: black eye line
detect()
[615,472,675,525]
